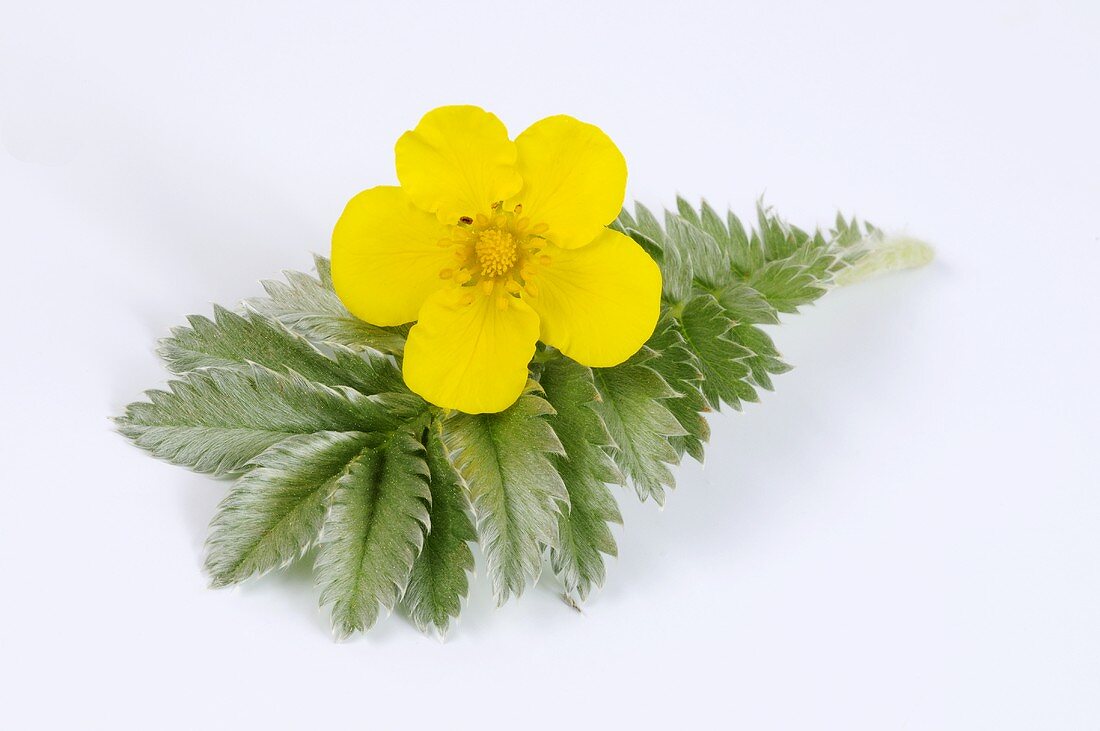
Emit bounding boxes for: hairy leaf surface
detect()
[205,431,373,586]
[678,294,757,410]
[592,361,685,505]
[444,390,568,604]
[641,315,710,462]
[540,358,623,600]
[316,432,431,639]
[160,305,407,395]
[117,365,414,475]
[400,424,477,636]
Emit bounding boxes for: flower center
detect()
[475,228,517,277]
[437,203,552,309]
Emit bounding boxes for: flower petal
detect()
[331,186,454,326]
[510,115,627,250]
[403,287,540,414]
[523,228,661,367]
[395,105,523,224]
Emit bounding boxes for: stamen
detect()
[524,281,539,297]
[474,228,518,277]
[445,208,545,288]
[539,254,552,266]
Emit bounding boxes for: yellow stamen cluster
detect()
[437,203,552,309]
[474,229,517,277]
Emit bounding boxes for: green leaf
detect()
[710,280,780,325]
[540,358,623,601]
[400,423,477,637]
[675,194,702,226]
[629,199,906,316]
[726,210,762,275]
[664,211,730,288]
[315,432,431,639]
[746,257,828,313]
[444,388,568,604]
[641,314,710,462]
[204,431,372,587]
[757,202,802,262]
[678,294,757,410]
[592,360,685,505]
[159,305,408,396]
[728,323,792,392]
[116,364,416,475]
[630,202,667,249]
[698,200,732,254]
[247,254,407,355]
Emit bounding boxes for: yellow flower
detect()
[331,106,662,414]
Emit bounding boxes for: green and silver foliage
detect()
[116,199,932,639]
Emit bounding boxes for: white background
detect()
[2,1,1097,728]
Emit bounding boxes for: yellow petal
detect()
[523,228,661,367]
[403,287,540,413]
[395,105,523,224]
[510,115,627,250]
[331,186,454,326]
